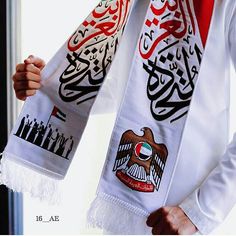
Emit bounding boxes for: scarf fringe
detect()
[0,153,61,204]
[87,193,152,235]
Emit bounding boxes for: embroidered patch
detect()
[14,106,74,159]
[113,127,168,192]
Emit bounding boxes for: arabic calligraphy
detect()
[59,0,131,105]
[140,0,204,123]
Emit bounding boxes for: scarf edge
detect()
[87,192,152,235]
[0,152,62,204]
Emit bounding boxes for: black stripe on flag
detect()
[55,113,66,122]
[51,106,66,122]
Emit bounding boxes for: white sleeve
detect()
[179,134,236,234]
[179,7,236,235]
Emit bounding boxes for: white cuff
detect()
[179,190,220,235]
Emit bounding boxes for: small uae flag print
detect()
[51,106,66,122]
[135,142,152,160]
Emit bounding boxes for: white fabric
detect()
[88,0,207,233]
[0,0,134,200]
[1,0,236,234]
[90,0,236,234]
[179,2,236,233]
[0,156,61,204]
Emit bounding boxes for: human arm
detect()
[177,5,236,235]
[145,3,236,235]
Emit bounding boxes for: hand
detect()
[146,206,198,235]
[12,55,45,101]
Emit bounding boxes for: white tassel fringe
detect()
[87,192,152,235]
[0,153,61,204]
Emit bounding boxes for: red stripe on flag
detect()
[193,0,214,48]
[51,106,58,116]
[136,143,142,156]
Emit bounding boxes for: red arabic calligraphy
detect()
[151,0,178,15]
[116,170,155,192]
[139,0,195,60]
[68,0,130,52]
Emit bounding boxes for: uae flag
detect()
[135,142,152,160]
[51,106,66,122]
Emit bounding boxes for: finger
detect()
[14,80,41,92]
[16,89,36,100]
[15,63,26,72]
[12,72,41,83]
[152,220,164,235]
[152,226,162,235]
[160,223,178,235]
[152,218,176,235]
[147,207,170,227]
[177,222,198,235]
[24,55,45,69]
[16,93,26,101]
[16,63,41,75]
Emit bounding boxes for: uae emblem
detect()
[113,127,168,192]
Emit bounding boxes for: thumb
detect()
[146,207,171,227]
[24,55,46,70]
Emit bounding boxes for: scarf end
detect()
[87,193,152,235]
[0,153,61,204]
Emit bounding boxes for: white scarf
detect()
[0,0,214,233]
[0,0,133,202]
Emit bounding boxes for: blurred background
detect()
[1,0,236,234]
